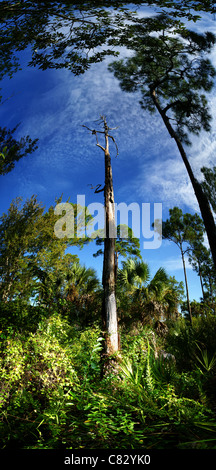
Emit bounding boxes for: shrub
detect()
[0,315,78,448]
[1,314,216,450]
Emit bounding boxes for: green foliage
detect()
[1,1,216,451]
[119,334,177,392]
[194,343,216,373]
[0,195,95,308]
[94,224,141,262]
[0,125,38,175]
[0,300,49,332]
[1,314,216,449]
[1,1,213,84]
[117,258,183,325]
[118,258,150,290]
[0,315,77,448]
[201,166,216,214]
[70,327,104,380]
[161,207,205,249]
[156,207,205,322]
[151,355,177,386]
[0,197,216,450]
[187,239,216,301]
[109,17,216,145]
[181,299,216,318]
[166,316,216,370]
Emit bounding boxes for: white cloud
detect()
[8,10,216,212]
[125,89,216,211]
[133,153,197,209]
[162,255,192,273]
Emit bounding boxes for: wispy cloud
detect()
[125,89,216,211]
[162,255,192,273]
[2,9,216,212]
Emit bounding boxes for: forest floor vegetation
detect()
[1,308,216,449]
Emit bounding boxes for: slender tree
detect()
[83,116,119,355]
[109,17,216,270]
[188,241,209,298]
[159,207,205,324]
[188,241,216,302]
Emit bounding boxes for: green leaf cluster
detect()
[0,125,38,175]
[1,313,216,449]
[109,16,216,145]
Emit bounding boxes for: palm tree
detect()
[118,258,166,293]
[117,259,182,324]
[65,262,100,302]
[53,262,101,325]
[35,259,101,323]
[118,258,150,290]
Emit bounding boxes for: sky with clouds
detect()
[0,5,216,302]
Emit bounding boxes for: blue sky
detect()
[0,7,216,302]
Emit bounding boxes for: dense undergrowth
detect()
[1,310,216,449]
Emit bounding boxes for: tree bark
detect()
[199,270,205,299]
[114,250,118,289]
[181,247,192,324]
[150,88,216,272]
[102,120,118,355]
[83,118,119,359]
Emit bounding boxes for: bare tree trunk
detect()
[83,117,119,356]
[181,247,192,324]
[199,270,205,299]
[150,88,216,272]
[102,118,118,355]
[114,250,118,288]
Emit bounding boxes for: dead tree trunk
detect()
[103,121,118,354]
[83,116,119,356]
